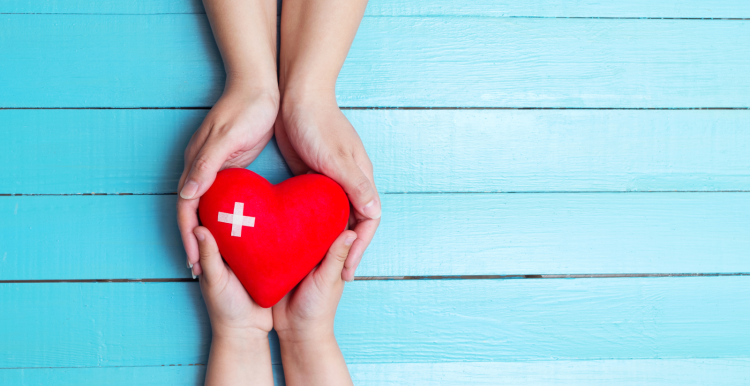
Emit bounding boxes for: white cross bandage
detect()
[217,202,255,237]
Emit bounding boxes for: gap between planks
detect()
[3,191,750,196]
[2,107,750,110]
[1,12,750,20]
[1,273,748,284]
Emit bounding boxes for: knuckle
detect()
[354,178,373,197]
[193,154,214,174]
[336,250,349,262]
[334,144,350,160]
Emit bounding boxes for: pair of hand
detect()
[195,225,356,349]
[177,85,381,282]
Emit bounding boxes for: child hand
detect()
[179,86,279,278]
[194,226,275,386]
[194,226,273,336]
[272,230,357,386]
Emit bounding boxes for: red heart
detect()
[198,168,350,308]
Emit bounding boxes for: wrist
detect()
[278,330,339,364]
[212,324,269,343]
[280,79,337,107]
[211,329,269,357]
[276,326,336,346]
[223,75,280,105]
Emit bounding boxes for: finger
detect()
[274,116,311,176]
[179,119,214,192]
[177,197,201,273]
[328,159,381,220]
[193,226,225,285]
[179,139,232,201]
[317,230,357,286]
[342,217,380,281]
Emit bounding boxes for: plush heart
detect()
[198,168,350,308]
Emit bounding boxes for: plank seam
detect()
[0,364,207,370]
[2,273,748,283]
[2,107,750,110]
[3,191,750,196]
[2,13,750,20]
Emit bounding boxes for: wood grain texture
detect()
[0,110,291,194]
[3,109,749,194]
[1,277,749,368]
[3,359,749,386]
[0,0,205,14]
[2,193,748,280]
[363,1,750,18]
[2,16,749,108]
[3,0,749,18]
[347,359,750,385]
[341,18,750,107]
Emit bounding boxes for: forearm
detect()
[205,333,275,386]
[203,0,278,90]
[279,333,353,386]
[278,0,369,98]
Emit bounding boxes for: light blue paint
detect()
[2,109,749,194]
[342,18,750,107]
[347,359,750,385]
[2,16,750,108]
[0,365,287,386]
[3,2,750,384]
[3,359,749,386]
[3,0,749,18]
[0,110,291,194]
[2,193,749,280]
[1,277,749,368]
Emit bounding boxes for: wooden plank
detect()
[0,367,208,386]
[342,18,750,107]
[2,193,749,280]
[2,16,749,108]
[3,109,750,194]
[3,359,749,386]
[0,110,292,194]
[347,359,750,385]
[364,1,750,18]
[3,0,749,18]
[0,0,205,14]
[1,277,749,367]
[0,366,286,386]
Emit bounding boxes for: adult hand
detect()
[275,94,381,282]
[178,86,279,277]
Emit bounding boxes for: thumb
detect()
[330,160,381,220]
[193,226,226,285]
[316,230,358,285]
[179,141,230,201]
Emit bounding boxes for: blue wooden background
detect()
[2,0,750,384]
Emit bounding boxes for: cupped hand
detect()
[275,94,380,282]
[178,86,279,277]
[194,226,273,337]
[272,230,357,340]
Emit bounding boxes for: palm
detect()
[201,264,273,334]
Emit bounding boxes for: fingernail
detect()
[188,261,193,269]
[187,259,192,269]
[192,273,197,280]
[345,236,356,246]
[180,180,199,199]
[194,230,205,241]
[191,266,197,279]
[361,199,381,219]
